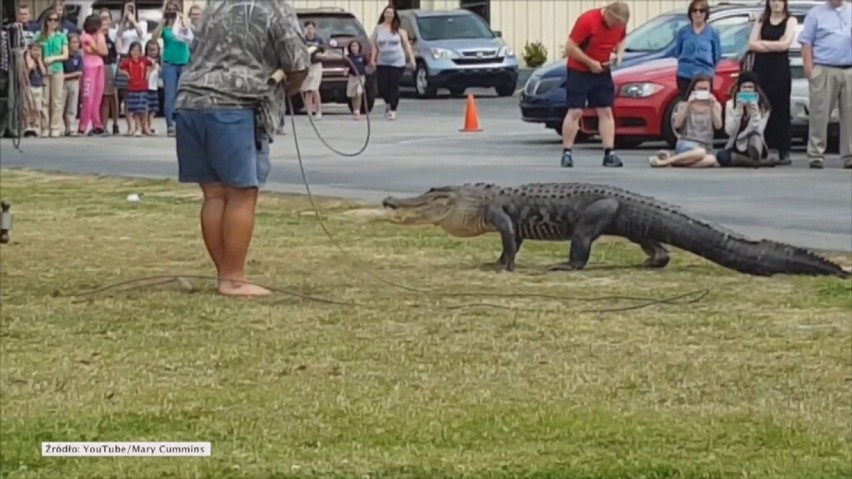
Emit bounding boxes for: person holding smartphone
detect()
[648,75,724,168]
[716,72,775,167]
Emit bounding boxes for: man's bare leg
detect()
[597,107,614,150]
[217,186,271,296]
[199,183,227,275]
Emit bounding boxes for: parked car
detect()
[789,54,840,151]
[396,9,518,98]
[579,21,839,149]
[519,1,821,137]
[289,7,377,115]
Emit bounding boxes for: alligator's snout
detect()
[381,197,398,209]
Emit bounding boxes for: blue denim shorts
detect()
[675,139,702,155]
[175,108,271,188]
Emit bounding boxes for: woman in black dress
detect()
[747,0,799,165]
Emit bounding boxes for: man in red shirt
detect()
[560,1,630,168]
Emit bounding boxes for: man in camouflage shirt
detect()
[174,0,311,297]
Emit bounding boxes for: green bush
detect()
[522,41,548,68]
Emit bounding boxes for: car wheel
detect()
[415,63,437,99]
[448,86,466,97]
[495,81,516,97]
[661,98,680,149]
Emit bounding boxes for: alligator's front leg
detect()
[550,198,619,271]
[486,206,517,272]
[496,236,522,267]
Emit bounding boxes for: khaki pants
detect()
[63,78,80,134]
[45,72,65,135]
[807,65,852,162]
[24,86,47,134]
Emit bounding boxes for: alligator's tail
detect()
[626,203,851,279]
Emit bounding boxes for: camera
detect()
[736,91,758,104]
[692,90,711,101]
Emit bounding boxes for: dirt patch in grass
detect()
[1,168,850,479]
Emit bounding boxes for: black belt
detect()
[815,63,852,69]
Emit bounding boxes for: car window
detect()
[624,13,752,54]
[623,14,687,52]
[415,13,494,41]
[400,15,416,36]
[301,14,367,40]
[719,22,753,57]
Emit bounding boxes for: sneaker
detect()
[112,124,119,135]
[603,152,623,168]
[777,151,791,166]
[844,158,852,169]
[560,151,573,168]
[808,158,824,169]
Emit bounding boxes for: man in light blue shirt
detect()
[798,0,852,169]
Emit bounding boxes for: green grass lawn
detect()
[1,168,850,479]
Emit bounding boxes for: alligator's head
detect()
[381,187,463,226]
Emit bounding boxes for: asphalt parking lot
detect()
[1,91,850,252]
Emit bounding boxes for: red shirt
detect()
[566,9,626,73]
[119,57,153,92]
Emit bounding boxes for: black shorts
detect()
[565,69,615,109]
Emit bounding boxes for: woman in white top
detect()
[114,1,147,135]
[716,71,775,167]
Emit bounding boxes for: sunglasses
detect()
[47,17,59,22]
[692,8,706,13]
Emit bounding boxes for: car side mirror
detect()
[493,30,502,37]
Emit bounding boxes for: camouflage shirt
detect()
[175,0,311,138]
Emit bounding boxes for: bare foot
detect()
[217,280,272,297]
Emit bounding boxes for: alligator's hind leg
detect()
[550,199,619,271]
[638,239,670,268]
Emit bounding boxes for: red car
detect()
[580,56,741,149]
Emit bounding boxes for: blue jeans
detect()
[162,62,185,131]
[175,108,271,188]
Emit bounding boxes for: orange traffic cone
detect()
[459,94,483,132]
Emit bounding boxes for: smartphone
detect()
[736,91,758,104]
[693,90,711,101]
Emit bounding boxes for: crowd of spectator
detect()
[14,0,200,138]
[666,0,850,169]
[559,0,850,170]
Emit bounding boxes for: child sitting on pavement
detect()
[648,76,725,168]
[716,72,774,167]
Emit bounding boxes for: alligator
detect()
[380,182,851,278]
